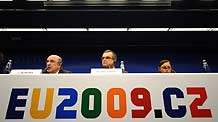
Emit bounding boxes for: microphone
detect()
[4,59,12,74]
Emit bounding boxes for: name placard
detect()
[10,69,42,74]
[91,68,122,74]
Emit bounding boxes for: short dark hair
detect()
[158,59,176,73]
[158,59,172,68]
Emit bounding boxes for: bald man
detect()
[42,55,72,74]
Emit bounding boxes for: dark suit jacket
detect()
[42,69,72,74]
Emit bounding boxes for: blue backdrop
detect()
[3,51,217,73]
[1,31,217,73]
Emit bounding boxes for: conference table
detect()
[0,73,217,122]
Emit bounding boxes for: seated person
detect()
[101,50,128,73]
[158,59,175,73]
[101,50,117,68]
[42,55,72,74]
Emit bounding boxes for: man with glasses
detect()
[158,59,176,73]
[101,50,117,68]
[42,55,72,74]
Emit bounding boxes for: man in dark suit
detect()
[42,55,72,74]
[101,50,128,73]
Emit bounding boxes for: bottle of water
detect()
[120,60,125,73]
[202,59,208,73]
[4,59,12,74]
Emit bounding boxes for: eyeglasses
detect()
[101,56,112,60]
[161,66,171,69]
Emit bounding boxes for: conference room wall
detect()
[1,31,217,73]
[2,49,217,73]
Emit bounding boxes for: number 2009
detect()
[6,87,212,119]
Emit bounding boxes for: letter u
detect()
[30,88,54,119]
